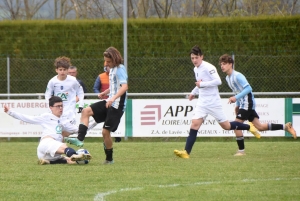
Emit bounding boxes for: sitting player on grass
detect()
[3,96,91,165]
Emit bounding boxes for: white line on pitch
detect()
[94,177,300,201]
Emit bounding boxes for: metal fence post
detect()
[7,55,10,99]
[123,0,128,141]
[7,55,10,142]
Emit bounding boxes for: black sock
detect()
[105,148,113,161]
[230,121,250,130]
[115,137,122,142]
[184,129,198,154]
[236,136,245,150]
[269,123,283,130]
[64,147,77,157]
[78,124,88,141]
[50,158,67,164]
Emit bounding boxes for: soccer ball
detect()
[76,149,90,164]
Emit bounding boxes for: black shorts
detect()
[236,109,259,122]
[90,101,124,132]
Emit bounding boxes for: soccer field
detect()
[1,141,299,201]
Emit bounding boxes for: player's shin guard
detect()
[230,121,249,130]
[105,148,113,161]
[269,123,283,130]
[236,136,245,150]
[77,124,88,141]
[184,129,198,154]
[64,147,77,157]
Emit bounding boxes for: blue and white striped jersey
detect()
[226,70,256,110]
[109,64,128,111]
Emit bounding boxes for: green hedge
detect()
[0,17,299,94]
[0,16,299,58]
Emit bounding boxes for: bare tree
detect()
[89,0,107,19]
[153,0,173,18]
[109,0,122,18]
[128,0,137,18]
[289,0,299,15]
[70,0,92,19]
[24,0,49,19]
[0,0,22,19]
[137,0,150,18]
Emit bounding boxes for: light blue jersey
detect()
[226,70,255,110]
[109,64,128,111]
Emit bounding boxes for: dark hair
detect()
[54,56,71,69]
[49,96,63,107]
[190,45,203,56]
[219,54,234,65]
[103,47,123,66]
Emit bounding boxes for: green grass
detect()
[0,140,299,201]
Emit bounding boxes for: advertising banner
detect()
[131,98,285,137]
[292,98,300,133]
[0,99,125,137]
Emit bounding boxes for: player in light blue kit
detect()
[219,54,297,156]
[65,47,128,164]
[174,45,261,159]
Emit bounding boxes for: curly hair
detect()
[54,56,72,69]
[219,54,234,65]
[103,47,123,67]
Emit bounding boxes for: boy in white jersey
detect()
[174,45,261,159]
[45,56,84,126]
[3,96,91,165]
[219,54,297,156]
[65,47,128,164]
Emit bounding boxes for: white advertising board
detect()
[131,98,285,137]
[0,99,125,137]
[292,98,300,134]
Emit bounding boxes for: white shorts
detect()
[192,104,227,123]
[37,138,65,161]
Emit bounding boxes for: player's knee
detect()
[82,107,93,116]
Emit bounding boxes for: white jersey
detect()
[191,61,222,107]
[109,64,128,111]
[7,110,78,142]
[45,75,84,119]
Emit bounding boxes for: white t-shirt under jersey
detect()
[191,60,222,107]
[45,75,84,120]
